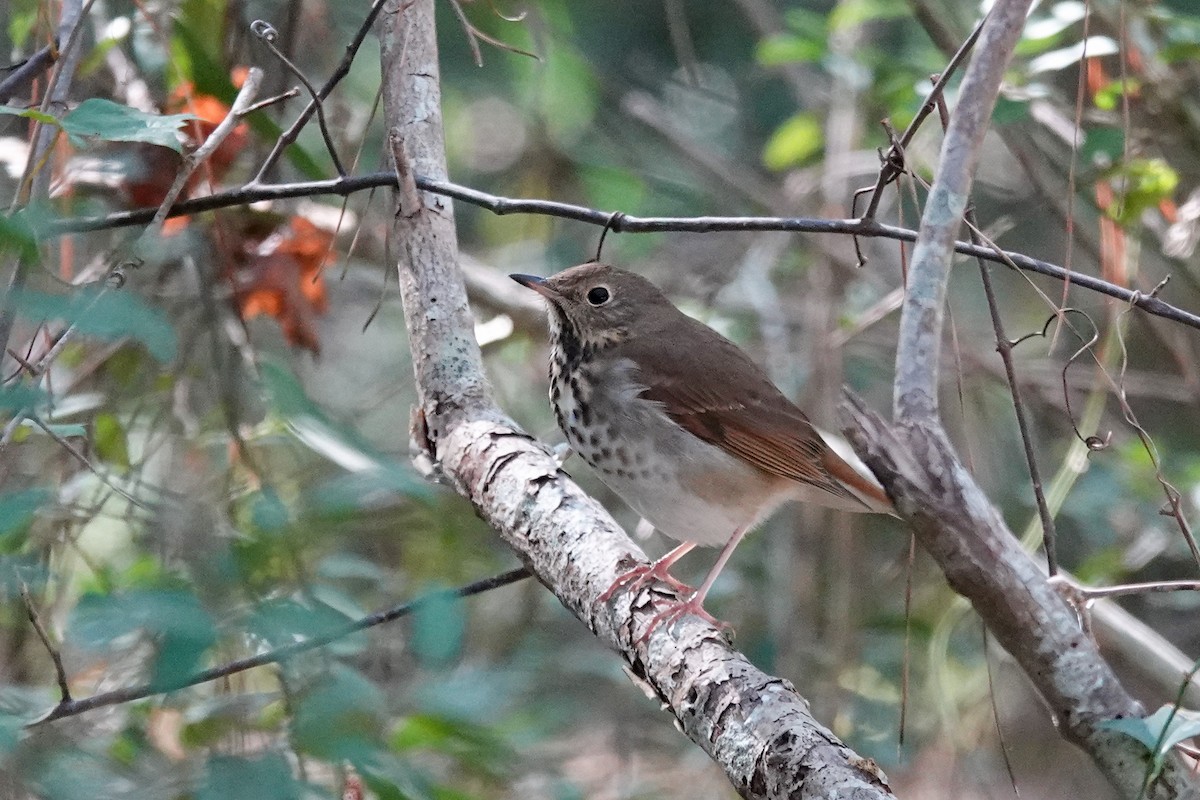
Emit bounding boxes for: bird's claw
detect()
[635,596,732,645]
[598,562,693,603]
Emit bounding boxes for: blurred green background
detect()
[2,0,1200,797]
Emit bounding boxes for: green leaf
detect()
[249,487,290,535]
[245,595,356,650]
[756,34,824,66]
[60,99,193,152]
[260,360,431,501]
[0,710,22,755]
[829,0,909,31]
[0,104,59,126]
[578,165,645,217]
[992,96,1030,125]
[292,664,386,762]
[69,589,216,687]
[0,207,41,260]
[527,41,597,147]
[1017,2,1088,55]
[362,752,438,800]
[1093,78,1141,111]
[10,288,177,363]
[27,746,129,800]
[1100,705,1200,758]
[0,383,46,412]
[35,422,88,438]
[1028,36,1119,74]
[198,754,302,800]
[92,412,130,470]
[0,488,51,551]
[391,713,514,780]
[410,586,465,668]
[1107,158,1179,226]
[762,112,823,170]
[1080,126,1125,166]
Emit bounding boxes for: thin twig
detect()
[250,21,345,176]
[250,0,393,184]
[21,584,72,702]
[893,0,1033,421]
[445,0,539,67]
[859,11,989,221]
[140,67,265,239]
[1059,577,1200,602]
[0,0,90,376]
[34,173,1200,331]
[27,415,158,511]
[30,566,532,725]
[0,73,267,459]
[0,44,58,103]
[983,625,1022,797]
[241,87,300,115]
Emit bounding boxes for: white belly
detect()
[554,358,788,547]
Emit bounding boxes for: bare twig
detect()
[927,85,1060,575]
[251,0,390,183]
[21,584,72,703]
[0,0,89,373]
[30,567,531,725]
[250,21,345,176]
[859,12,989,221]
[1051,575,1200,603]
[28,415,158,511]
[843,0,1199,792]
[36,173,1200,331]
[140,67,265,241]
[241,87,300,115]
[0,45,58,103]
[379,3,894,796]
[445,0,539,66]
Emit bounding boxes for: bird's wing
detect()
[623,317,891,512]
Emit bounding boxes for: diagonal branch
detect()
[840,1,1200,796]
[30,567,532,725]
[379,2,893,797]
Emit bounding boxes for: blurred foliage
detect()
[0,0,1197,798]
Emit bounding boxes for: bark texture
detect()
[844,0,1200,796]
[379,2,893,798]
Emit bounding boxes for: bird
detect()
[511,262,894,636]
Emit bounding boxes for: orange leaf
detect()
[226,215,333,354]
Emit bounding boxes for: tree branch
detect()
[379,1,893,797]
[43,175,1200,332]
[840,0,1200,795]
[30,567,531,725]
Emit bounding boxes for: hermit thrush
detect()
[511,262,893,635]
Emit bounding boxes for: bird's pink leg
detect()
[599,541,697,602]
[637,525,750,643]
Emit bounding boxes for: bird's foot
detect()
[599,561,692,603]
[636,595,732,644]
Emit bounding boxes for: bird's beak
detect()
[509,273,560,300]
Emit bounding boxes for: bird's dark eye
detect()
[586,286,611,306]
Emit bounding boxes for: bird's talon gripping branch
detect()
[636,595,731,645]
[598,559,694,604]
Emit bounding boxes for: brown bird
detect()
[512,263,893,635]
